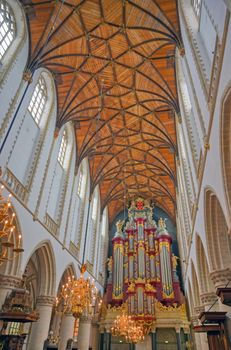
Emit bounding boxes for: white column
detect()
[77,315,92,350]
[91,321,99,350]
[27,295,55,350]
[59,313,75,350]
[51,310,62,337]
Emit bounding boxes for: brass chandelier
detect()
[0,185,23,265]
[111,306,145,344]
[56,264,98,319]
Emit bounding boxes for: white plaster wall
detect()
[177,2,231,346]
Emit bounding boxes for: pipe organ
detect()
[107,198,182,325]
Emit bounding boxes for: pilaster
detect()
[59,312,75,350]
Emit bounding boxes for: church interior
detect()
[0,0,231,349]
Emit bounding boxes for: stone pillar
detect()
[91,321,99,350]
[78,315,92,350]
[59,313,75,350]
[210,268,231,290]
[27,295,55,350]
[151,331,156,350]
[51,311,62,339]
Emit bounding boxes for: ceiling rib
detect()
[24,0,181,221]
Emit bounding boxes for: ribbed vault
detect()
[22,0,181,221]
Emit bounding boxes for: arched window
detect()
[28,76,47,125]
[97,208,109,283]
[58,130,67,167]
[45,125,74,235]
[92,193,98,221]
[0,0,15,60]
[87,187,100,272]
[46,130,69,222]
[77,169,83,196]
[69,159,89,255]
[177,56,202,168]
[4,72,52,202]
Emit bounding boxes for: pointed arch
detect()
[204,188,231,271]
[23,240,56,298]
[57,263,77,294]
[195,234,214,294]
[0,0,28,75]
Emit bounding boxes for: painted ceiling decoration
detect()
[22,0,182,221]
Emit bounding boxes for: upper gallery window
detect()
[91,193,98,221]
[0,0,15,60]
[58,130,67,167]
[191,0,202,18]
[28,77,47,125]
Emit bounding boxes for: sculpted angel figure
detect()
[116,219,124,233]
[158,217,166,228]
[172,253,180,269]
[107,256,113,273]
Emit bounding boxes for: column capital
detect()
[200,292,217,306]
[63,312,74,317]
[0,274,22,289]
[79,315,92,323]
[210,268,231,289]
[36,295,56,306]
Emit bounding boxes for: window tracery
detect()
[28,76,47,125]
[77,170,83,197]
[0,0,15,60]
[191,0,202,18]
[58,130,67,167]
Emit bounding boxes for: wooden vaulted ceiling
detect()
[22,0,182,222]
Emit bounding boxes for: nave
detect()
[0,0,231,349]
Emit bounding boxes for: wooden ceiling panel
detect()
[24,0,181,222]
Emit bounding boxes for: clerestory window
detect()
[58,130,67,167]
[0,0,15,60]
[77,170,83,196]
[191,0,202,18]
[28,77,47,125]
